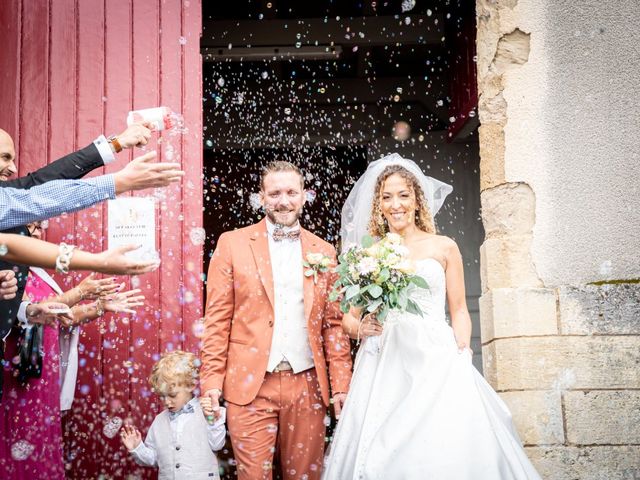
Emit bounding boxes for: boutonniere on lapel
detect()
[303,252,332,283]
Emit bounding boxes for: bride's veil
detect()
[340,153,453,250]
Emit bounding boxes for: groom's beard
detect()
[264,205,303,227]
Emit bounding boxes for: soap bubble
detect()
[103,417,123,439]
[392,121,411,141]
[11,440,35,461]
[189,227,207,246]
[401,0,416,12]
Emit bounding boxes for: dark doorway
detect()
[200,1,481,478]
[203,146,367,254]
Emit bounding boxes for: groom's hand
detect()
[204,388,222,419]
[332,393,348,419]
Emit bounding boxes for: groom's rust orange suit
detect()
[201,218,353,480]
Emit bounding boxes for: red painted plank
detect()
[68,0,106,477]
[17,0,48,177]
[159,0,185,355]
[47,0,78,332]
[129,3,162,479]
[47,3,80,474]
[0,0,21,139]
[182,0,205,355]
[99,0,136,476]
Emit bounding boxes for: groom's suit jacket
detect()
[201,218,352,406]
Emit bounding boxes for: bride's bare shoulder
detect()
[417,232,456,247]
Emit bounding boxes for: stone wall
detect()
[476,0,640,478]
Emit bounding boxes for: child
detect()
[120,350,226,479]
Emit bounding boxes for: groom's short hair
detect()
[260,161,304,190]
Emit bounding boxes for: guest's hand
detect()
[92,245,160,275]
[0,270,18,300]
[358,313,383,338]
[204,389,223,420]
[332,393,348,419]
[26,301,74,327]
[120,425,142,451]
[77,273,120,300]
[116,122,153,149]
[102,288,145,314]
[113,151,184,194]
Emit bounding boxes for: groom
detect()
[201,161,353,480]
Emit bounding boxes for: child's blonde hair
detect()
[149,350,199,395]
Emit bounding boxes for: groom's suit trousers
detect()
[226,368,325,480]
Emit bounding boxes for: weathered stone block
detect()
[527,446,640,480]
[564,390,640,445]
[478,123,506,190]
[481,182,536,238]
[480,287,558,342]
[559,284,640,335]
[499,390,564,445]
[480,235,542,292]
[482,336,640,391]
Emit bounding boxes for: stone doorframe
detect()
[475,1,640,478]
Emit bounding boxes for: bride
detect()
[322,154,541,480]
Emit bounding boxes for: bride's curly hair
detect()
[368,165,436,237]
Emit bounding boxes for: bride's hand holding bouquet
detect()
[330,232,429,341]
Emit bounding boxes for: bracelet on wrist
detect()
[55,243,76,275]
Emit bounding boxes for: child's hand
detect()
[120,424,142,451]
[200,396,220,422]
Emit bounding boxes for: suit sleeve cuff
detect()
[93,135,116,165]
[17,301,34,329]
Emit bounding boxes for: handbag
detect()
[14,324,44,384]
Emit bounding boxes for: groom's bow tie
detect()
[169,403,195,420]
[272,227,301,242]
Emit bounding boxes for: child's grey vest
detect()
[150,401,220,480]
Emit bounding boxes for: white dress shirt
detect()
[265,219,315,373]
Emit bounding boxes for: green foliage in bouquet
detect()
[329,233,429,323]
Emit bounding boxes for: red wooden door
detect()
[0,0,203,477]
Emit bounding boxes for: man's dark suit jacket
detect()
[0,143,106,339]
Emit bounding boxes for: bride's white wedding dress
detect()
[322,259,541,480]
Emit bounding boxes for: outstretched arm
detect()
[121,424,157,467]
[0,233,158,275]
[1,123,154,189]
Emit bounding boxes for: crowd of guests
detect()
[0,121,183,478]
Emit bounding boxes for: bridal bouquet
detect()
[330,233,429,323]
